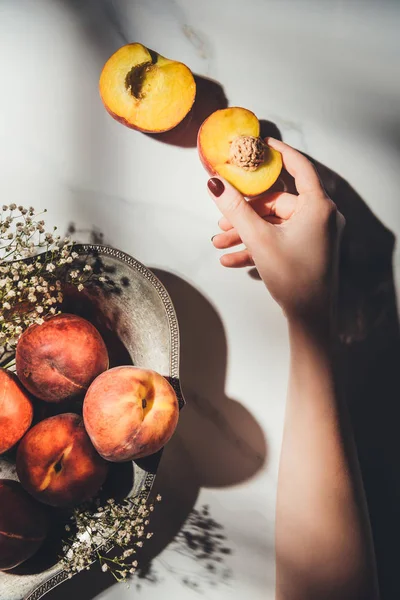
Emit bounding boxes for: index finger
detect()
[266,138,325,196]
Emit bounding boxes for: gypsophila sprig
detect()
[0,205,93,352]
[61,493,161,583]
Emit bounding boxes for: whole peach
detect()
[0,479,48,570]
[0,369,33,454]
[16,413,109,507]
[16,314,109,403]
[83,366,179,461]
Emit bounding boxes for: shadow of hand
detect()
[250,123,400,600]
[310,158,400,600]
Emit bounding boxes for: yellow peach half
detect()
[99,43,196,133]
[198,107,282,197]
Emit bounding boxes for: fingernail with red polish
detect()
[207,178,225,197]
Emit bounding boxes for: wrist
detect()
[287,309,335,348]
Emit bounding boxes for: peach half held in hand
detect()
[16,413,109,507]
[100,43,196,133]
[16,314,109,403]
[83,366,179,462]
[0,369,33,454]
[198,107,282,197]
[0,479,48,570]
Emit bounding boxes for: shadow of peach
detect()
[144,75,228,148]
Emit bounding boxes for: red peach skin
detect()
[0,479,48,570]
[16,413,109,507]
[16,314,109,403]
[0,369,33,454]
[83,366,179,461]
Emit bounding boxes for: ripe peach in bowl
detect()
[0,479,48,571]
[198,107,282,197]
[16,314,109,403]
[16,413,109,508]
[0,369,33,454]
[83,366,179,462]
[99,43,196,133]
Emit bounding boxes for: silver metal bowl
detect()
[0,244,183,600]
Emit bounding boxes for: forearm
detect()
[276,317,378,600]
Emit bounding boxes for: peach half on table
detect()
[198,107,283,197]
[83,366,179,462]
[99,43,196,133]
[0,368,33,454]
[16,413,109,508]
[0,479,48,571]
[16,314,109,403]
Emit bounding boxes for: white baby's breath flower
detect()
[46,263,56,272]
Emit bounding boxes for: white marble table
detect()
[1,1,400,599]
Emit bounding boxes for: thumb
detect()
[207,177,268,247]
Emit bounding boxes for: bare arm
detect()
[277,316,378,600]
[207,138,379,600]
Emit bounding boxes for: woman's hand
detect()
[208,138,345,322]
[208,139,379,600]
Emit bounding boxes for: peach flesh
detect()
[198,107,282,197]
[99,43,196,133]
